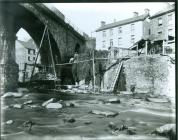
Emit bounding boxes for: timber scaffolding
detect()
[28,52,126,93]
[28,25,129,93]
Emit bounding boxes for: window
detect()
[110,39,113,46]
[149,29,151,35]
[102,31,106,37]
[157,31,162,35]
[28,56,31,61]
[158,18,163,26]
[118,37,122,46]
[131,24,135,32]
[168,14,172,21]
[33,57,36,61]
[168,29,174,40]
[110,29,113,36]
[28,49,31,54]
[131,35,135,44]
[33,49,36,55]
[118,27,122,34]
[102,40,106,48]
[168,14,173,25]
[168,29,173,36]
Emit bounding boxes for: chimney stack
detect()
[101,21,106,27]
[133,12,139,17]
[144,8,150,15]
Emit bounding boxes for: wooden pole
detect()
[145,40,148,55]
[136,43,138,56]
[30,25,47,82]
[47,29,57,78]
[162,40,165,55]
[92,50,95,93]
[23,63,27,83]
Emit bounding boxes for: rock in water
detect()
[108,98,121,104]
[127,129,136,135]
[23,100,33,105]
[145,97,169,103]
[42,98,56,107]
[108,122,118,130]
[119,124,128,131]
[63,117,76,123]
[91,110,118,117]
[84,121,92,125]
[6,120,13,125]
[13,104,23,109]
[46,103,62,109]
[152,124,176,139]
[2,92,23,98]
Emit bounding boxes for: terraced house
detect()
[149,4,175,55]
[95,9,150,52]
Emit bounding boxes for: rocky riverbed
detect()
[1,88,175,140]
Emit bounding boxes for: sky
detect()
[17,2,174,41]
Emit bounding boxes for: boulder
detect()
[2,92,23,98]
[119,124,128,131]
[23,100,33,105]
[2,106,9,110]
[84,121,92,125]
[65,101,79,107]
[42,98,56,107]
[120,91,132,95]
[152,124,176,138]
[108,122,118,130]
[145,97,169,103]
[127,129,136,135]
[108,98,121,104]
[46,103,62,109]
[64,117,76,123]
[6,120,13,125]
[13,104,23,109]
[28,105,40,108]
[17,88,29,93]
[90,110,118,117]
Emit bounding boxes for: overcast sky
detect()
[17,2,174,41]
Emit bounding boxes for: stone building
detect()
[95,9,150,51]
[16,39,40,82]
[149,4,175,54]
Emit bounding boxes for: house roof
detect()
[17,39,37,50]
[96,13,149,32]
[150,4,175,19]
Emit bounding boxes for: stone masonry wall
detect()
[123,55,175,97]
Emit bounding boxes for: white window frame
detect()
[158,18,163,26]
[131,35,135,44]
[131,23,135,32]
[110,39,113,46]
[102,31,106,37]
[118,37,122,46]
[102,40,106,48]
[157,31,162,35]
[110,29,113,36]
[118,26,122,34]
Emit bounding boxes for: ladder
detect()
[109,61,123,92]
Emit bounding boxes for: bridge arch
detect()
[0,3,62,92]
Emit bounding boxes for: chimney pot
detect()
[101,21,106,27]
[133,12,139,17]
[144,8,150,14]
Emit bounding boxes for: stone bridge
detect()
[0,3,86,93]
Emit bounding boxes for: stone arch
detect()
[0,3,61,92]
